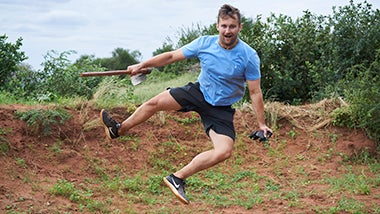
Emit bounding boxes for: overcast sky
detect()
[1,0,379,70]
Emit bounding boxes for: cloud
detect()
[39,10,89,29]
[0,0,70,13]
[0,0,76,34]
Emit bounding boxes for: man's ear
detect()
[216,22,219,31]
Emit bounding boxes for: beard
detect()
[220,34,238,48]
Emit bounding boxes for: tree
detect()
[40,50,106,100]
[330,0,380,77]
[0,34,27,88]
[97,48,141,70]
[6,63,40,98]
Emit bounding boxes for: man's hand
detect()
[126,64,153,76]
[249,130,273,142]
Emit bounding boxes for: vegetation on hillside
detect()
[0,101,378,213]
[1,0,379,142]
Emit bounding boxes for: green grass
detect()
[0,91,23,104]
[133,71,199,104]
[324,171,375,195]
[168,112,200,124]
[92,76,137,110]
[313,196,366,214]
[15,157,27,168]
[50,141,63,154]
[49,179,109,212]
[0,127,11,154]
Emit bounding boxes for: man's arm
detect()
[247,78,272,136]
[128,49,186,75]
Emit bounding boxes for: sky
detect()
[1,0,379,70]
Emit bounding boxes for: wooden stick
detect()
[80,70,129,77]
[80,67,153,77]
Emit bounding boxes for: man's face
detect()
[216,15,242,48]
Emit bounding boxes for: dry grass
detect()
[241,98,349,132]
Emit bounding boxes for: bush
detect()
[14,107,71,136]
[333,51,380,143]
[38,50,104,100]
[5,64,41,99]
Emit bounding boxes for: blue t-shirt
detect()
[182,35,261,106]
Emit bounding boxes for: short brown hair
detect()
[217,4,241,24]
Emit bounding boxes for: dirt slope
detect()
[0,102,377,213]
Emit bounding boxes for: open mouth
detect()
[223,35,234,44]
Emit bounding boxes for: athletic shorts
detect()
[169,82,236,141]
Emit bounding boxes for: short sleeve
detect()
[245,50,261,81]
[181,36,204,59]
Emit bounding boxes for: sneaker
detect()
[163,174,190,204]
[100,109,120,139]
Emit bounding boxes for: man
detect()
[100,4,272,204]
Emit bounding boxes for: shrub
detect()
[333,51,380,143]
[14,107,71,136]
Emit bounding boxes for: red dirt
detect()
[0,103,378,213]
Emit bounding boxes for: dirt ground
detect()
[0,102,378,213]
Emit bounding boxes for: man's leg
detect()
[163,129,234,204]
[118,90,182,135]
[100,90,182,139]
[174,129,234,179]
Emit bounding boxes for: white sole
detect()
[163,177,189,204]
[100,110,112,140]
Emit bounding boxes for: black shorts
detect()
[169,82,236,141]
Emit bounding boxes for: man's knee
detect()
[142,97,161,110]
[143,91,179,111]
[144,98,157,106]
[215,146,234,161]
